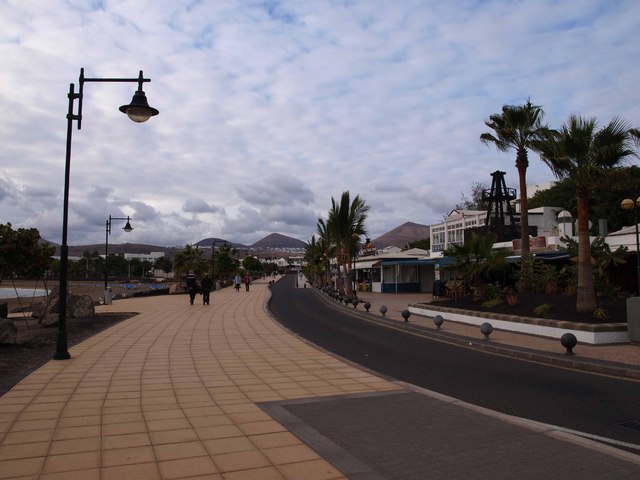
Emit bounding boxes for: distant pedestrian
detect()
[243,274,250,291]
[200,273,213,305]
[185,270,197,305]
[233,273,242,292]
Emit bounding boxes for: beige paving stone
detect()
[158,455,219,479]
[213,449,271,472]
[2,428,54,445]
[248,432,302,450]
[43,450,100,473]
[278,459,345,480]
[145,417,193,432]
[194,424,244,440]
[56,415,101,428]
[11,418,58,432]
[203,436,256,455]
[53,424,101,440]
[149,427,200,445]
[102,461,161,480]
[102,412,145,425]
[0,457,45,479]
[49,437,101,455]
[40,467,100,480]
[263,444,322,465]
[239,420,287,436]
[102,445,156,467]
[152,440,208,461]
[59,407,102,418]
[103,432,151,450]
[188,414,233,428]
[0,441,49,460]
[102,420,148,436]
[222,466,286,480]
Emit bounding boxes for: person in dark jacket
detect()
[185,270,197,305]
[200,273,213,305]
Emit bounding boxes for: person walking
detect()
[233,273,242,292]
[200,273,213,305]
[185,270,198,305]
[243,274,251,291]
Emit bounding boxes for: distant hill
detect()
[370,222,430,249]
[251,233,306,250]
[64,243,180,257]
[195,237,247,249]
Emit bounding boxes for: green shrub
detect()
[482,297,503,308]
[533,303,553,316]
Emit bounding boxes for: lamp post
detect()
[54,68,159,360]
[104,215,133,304]
[621,197,640,294]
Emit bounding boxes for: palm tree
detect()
[315,218,335,287]
[326,191,369,296]
[480,100,551,281]
[443,232,508,285]
[173,244,209,277]
[538,115,639,312]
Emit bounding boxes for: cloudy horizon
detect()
[1,0,639,248]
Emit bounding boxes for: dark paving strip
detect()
[260,390,640,480]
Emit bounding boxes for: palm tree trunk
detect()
[575,188,596,312]
[517,163,532,284]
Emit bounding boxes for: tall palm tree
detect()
[538,115,639,312]
[326,191,369,296]
[480,100,551,281]
[173,244,209,277]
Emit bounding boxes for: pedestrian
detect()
[185,270,197,305]
[233,272,242,292]
[243,274,250,291]
[200,273,213,305]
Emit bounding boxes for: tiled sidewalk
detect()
[1,278,638,479]
[0,280,397,479]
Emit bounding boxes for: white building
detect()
[430,209,487,254]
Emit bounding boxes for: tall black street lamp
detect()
[54,68,159,360]
[621,197,640,294]
[104,215,134,304]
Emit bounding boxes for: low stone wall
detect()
[409,303,629,345]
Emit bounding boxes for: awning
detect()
[354,260,380,269]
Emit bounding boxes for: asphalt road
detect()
[268,275,640,447]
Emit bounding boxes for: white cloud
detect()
[1,0,639,247]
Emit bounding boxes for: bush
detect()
[505,291,519,306]
[482,297,503,308]
[533,303,553,316]
[593,308,609,321]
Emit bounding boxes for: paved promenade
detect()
[0,278,638,479]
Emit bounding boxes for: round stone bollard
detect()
[433,314,444,329]
[560,333,577,355]
[364,302,371,312]
[352,299,359,308]
[401,309,411,322]
[480,322,493,340]
[379,305,387,317]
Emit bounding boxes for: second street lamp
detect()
[621,197,640,294]
[104,215,134,305]
[54,68,159,361]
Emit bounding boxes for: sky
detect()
[1,0,639,248]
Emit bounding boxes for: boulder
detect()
[0,319,17,344]
[67,295,95,318]
[35,289,95,327]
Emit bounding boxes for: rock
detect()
[0,319,17,344]
[35,289,95,327]
[67,295,95,318]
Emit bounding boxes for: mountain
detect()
[250,233,306,250]
[370,222,430,249]
[195,238,247,249]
